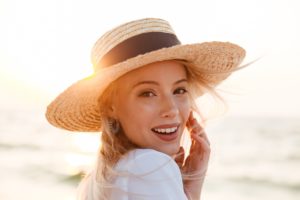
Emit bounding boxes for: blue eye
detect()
[174,87,188,95]
[139,91,156,97]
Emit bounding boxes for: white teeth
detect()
[154,127,177,133]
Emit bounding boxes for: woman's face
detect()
[112,60,191,156]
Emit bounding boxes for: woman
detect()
[46,18,246,199]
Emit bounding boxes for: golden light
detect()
[70,133,100,153]
[65,133,100,172]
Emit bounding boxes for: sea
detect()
[0,108,299,200]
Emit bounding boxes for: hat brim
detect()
[46,41,245,132]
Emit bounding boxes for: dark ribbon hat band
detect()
[97,32,181,68]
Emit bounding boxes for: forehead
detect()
[118,60,187,84]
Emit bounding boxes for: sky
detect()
[0,0,300,117]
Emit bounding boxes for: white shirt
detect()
[109,149,188,200]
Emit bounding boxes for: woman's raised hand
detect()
[175,112,211,200]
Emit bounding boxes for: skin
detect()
[176,112,211,199]
[111,60,210,199]
[111,60,191,156]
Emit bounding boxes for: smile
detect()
[151,123,180,142]
[152,127,178,135]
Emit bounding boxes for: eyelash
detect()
[138,87,188,97]
[174,87,188,95]
[139,90,156,97]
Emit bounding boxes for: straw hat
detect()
[46,18,246,132]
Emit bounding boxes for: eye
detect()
[174,87,188,95]
[139,90,156,97]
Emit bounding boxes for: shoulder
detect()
[112,149,187,199]
[116,149,180,176]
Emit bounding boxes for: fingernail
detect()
[190,111,194,118]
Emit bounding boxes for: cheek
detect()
[177,97,192,122]
[116,98,157,131]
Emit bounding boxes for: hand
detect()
[175,112,211,200]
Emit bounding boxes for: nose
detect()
[160,95,179,118]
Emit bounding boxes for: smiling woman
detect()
[45,18,246,200]
[109,61,190,156]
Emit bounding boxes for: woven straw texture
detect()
[91,18,175,69]
[46,18,246,132]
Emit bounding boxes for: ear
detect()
[108,104,118,119]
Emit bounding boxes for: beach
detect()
[0,108,299,200]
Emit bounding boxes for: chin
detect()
[160,145,180,157]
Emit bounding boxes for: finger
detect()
[174,146,185,167]
[187,119,198,134]
[200,130,210,146]
[195,129,210,146]
[191,131,209,146]
[191,133,211,154]
[190,119,210,146]
[190,134,202,154]
[186,111,194,129]
[188,122,202,154]
[189,126,210,153]
[189,111,194,120]
[189,136,196,154]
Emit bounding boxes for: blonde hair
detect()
[77,79,138,200]
[77,59,228,200]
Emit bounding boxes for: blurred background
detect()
[0,0,299,199]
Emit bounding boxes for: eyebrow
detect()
[132,78,188,89]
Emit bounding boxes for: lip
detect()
[151,123,180,129]
[151,123,180,142]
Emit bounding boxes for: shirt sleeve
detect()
[112,149,188,200]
